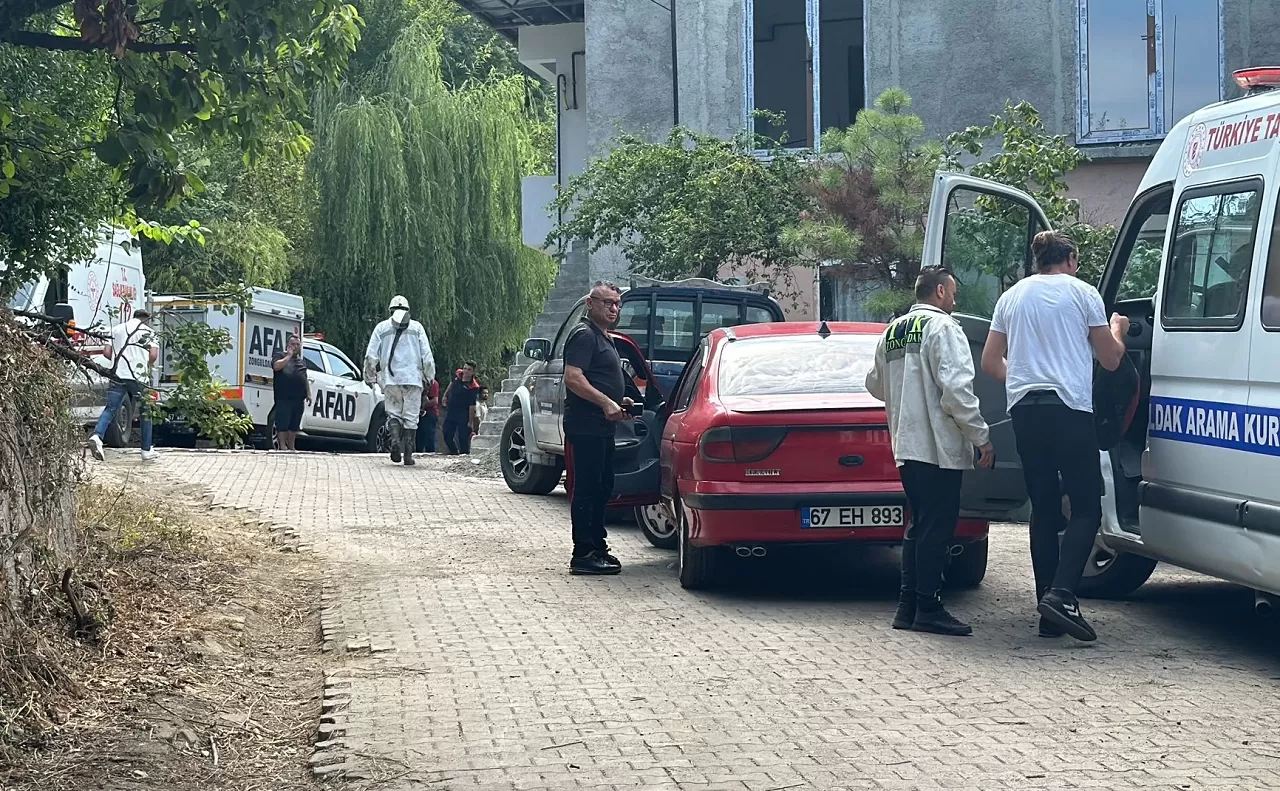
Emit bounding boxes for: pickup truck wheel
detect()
[101,394,133,448]
[500,410,561,495]
[635,503,678,549]
[943,538,988,589]
[366,405,387,452]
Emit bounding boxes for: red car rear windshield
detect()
[717,334,880,397]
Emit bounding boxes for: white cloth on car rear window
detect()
[717,335,879,398]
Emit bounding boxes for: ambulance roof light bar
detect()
[1233,67,1280,95]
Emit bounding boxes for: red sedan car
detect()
[660,321,1014,589]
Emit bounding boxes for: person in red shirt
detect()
[415,378,441,453]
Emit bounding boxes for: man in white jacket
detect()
[364,295,435,466]
[865,267,994,636]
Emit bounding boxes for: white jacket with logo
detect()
[364,318,435,387]
[864,303,990,470]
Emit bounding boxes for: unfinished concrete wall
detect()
[865,0,1075,139]
[583,0,675,282]
[1225,0,1280,94]
[675,0,745,140]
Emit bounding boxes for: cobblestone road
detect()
[119,450,1280,790]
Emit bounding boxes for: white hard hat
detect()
[388,295,409,311]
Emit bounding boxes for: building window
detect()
[1077,0,1223,144]
[746,0,865,150]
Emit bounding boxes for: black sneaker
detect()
[1038,616,1065,638]
[911,600,973,636]
[1037,589,1096,642]
[598,546,621,568]
[891,591,916,630]
[570,551,622,576]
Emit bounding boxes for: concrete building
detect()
[460,0,1280,319]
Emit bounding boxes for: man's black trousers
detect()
[899,461,963,600]
[566,434,615,558]
[441,412,471,454]
[1010,400,1103,597]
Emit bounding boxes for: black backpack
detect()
[1093,355,1140,451]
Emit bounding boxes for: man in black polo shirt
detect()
[563,281,633,575]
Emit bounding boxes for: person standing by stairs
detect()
[364,295,435,466]
[441,362,481,455]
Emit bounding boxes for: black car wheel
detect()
[101,393,133,448]
[944,538,989,589]
[366,405,388,452]
[677,497,720,589]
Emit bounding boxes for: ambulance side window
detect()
[1260,197,1280,330]
[1162,181,1262,331]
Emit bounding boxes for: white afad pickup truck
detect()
[151,288,389,450]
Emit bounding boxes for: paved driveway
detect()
[122,450,1280,790]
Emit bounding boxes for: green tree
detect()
[0,0,362,293]
[550,126,810,292]
[309,20,554,373]
[945,100,1123,290]
[788,88,945,318]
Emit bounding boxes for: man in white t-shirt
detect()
[981,231,1129,643]
[88,309,160,462]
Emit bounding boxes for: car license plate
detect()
[802,505,905,529]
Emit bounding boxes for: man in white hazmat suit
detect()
[364,295,435,466]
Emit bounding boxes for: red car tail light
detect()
[698,426,788,463]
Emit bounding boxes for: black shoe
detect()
[1038,616,1065,638]
[891,589,916,630]
[570,551,621,576]
[911,599,973,636]
[598,545,621,568]
[1037,588,1096,642]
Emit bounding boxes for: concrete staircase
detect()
[473,244,590,453]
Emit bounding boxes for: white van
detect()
[924,67,1280,606]
[5,227,146,444]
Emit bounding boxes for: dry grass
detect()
[0,479,324,791]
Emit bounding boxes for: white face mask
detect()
[391,308,410,327]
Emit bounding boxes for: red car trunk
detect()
[694,395,898,484]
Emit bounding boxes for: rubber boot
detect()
[388,418,402,463]
[402,428,416,466]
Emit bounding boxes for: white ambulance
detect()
[926,67,1280,609]
[5,227,146,444]
[151,288,388,450]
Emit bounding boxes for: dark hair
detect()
[132,308,151,320]
[914,266,955,300]
[1031,230,1078,272]
[590,280,621,296]
[464,360,477,368]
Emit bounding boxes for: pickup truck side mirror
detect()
[523,338,552,361]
